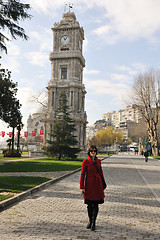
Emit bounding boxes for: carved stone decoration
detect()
[44,11,87,151]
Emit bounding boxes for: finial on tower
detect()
[64,2,73,13]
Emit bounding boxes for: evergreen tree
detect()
[0,0,31,53]
[43,92,81,160]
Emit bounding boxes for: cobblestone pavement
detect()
[0,154,160,240]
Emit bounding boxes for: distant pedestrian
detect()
[80,145,106,231]
[144,150,148,162]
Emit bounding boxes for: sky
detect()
[1,0,160,135]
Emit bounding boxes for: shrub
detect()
[4,150,21,157]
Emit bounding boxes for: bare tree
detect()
[128,120,148,143]
[131,69,160,156]
[29,90,48,108]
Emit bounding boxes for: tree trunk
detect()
[17,127,21,152]
[148,124,159,156]
[11,127,15,155]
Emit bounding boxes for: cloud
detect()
[91,0,160,45]
[29,29,52,51]
[116,63,146,76]
[7,43,21,56]
[0,56,20,73]
[84,69,100,75]
[27,0,64,15]
[25,51,48,66]
[84,62,146,102]
[84,77,129,100]
[110,73,132,83]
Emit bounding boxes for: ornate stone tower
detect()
[44,11,87,151]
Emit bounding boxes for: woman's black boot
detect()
[91,205,99,231]
[86,204,93,229]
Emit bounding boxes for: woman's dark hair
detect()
[88,145,98,156]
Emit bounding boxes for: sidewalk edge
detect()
[0,168,81,212]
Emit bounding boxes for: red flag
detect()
[32,130,36,136]
[40,136,43,141]
[7,132,12,138]
[1,131,5,137]
[24,131,28,137]
[40,129,44,135]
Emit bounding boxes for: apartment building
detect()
[103,105,141,129]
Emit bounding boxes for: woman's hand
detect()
[81,189,85,194]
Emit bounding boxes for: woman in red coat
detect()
[80,145,105,231]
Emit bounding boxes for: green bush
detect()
[4,150,21,157]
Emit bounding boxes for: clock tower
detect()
[44,11,87,151]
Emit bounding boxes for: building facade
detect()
[44,11,87,150]
[103,105,141,129]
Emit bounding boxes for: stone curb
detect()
[0,155,109,212]
[0,167,81,212]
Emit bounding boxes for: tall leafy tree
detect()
[0,63,23,155]
[0,0,31,53]
[43,92,81,160]
[89,126,124,148]
[0,64,18,120]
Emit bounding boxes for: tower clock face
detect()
[61,35,70,45]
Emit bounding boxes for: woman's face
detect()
[90,149,96,157]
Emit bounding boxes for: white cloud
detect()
[29,29,52,51]
[7,43,21,56]
[91,0,160,45]
[131,63,146,73]
[0,56,20,73]
[110,73,132,83]
[116,63,146,76]
[25,51,48,66]
[27,0,64,15]
[84,78,129,99]
[84,69,100,75]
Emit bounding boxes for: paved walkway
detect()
[0,154,160,239]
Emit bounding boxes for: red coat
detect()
[80,156,105,201]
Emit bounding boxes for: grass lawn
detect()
[0,156,30,161]
[0,158,83,202]
[0,176,50,193]
[0,194,14,201]
[0,159,83,172]
[152,156,160,159]
[0,176,50,202]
